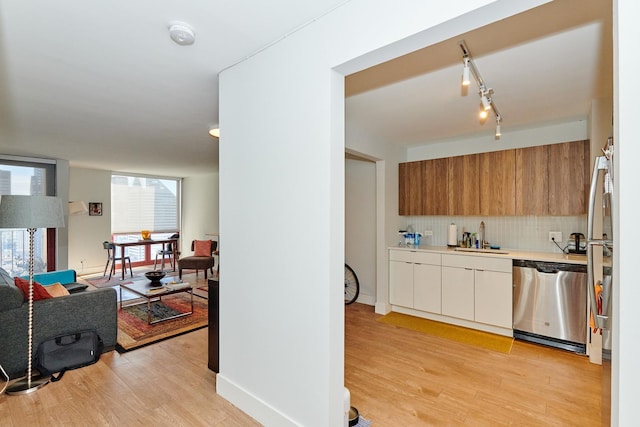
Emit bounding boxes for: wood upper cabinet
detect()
[398,162,423,216]
[548,140,590,215]
[479,150,515,215]
[448,154,479,215]
[515,145,549,215]
[423,158,448,215]
[399,159,448,215]
[398,139,589,216]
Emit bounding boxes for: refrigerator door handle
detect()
[587,156,607,330]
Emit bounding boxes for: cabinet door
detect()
[423,158,448,215]
[515,145,549,215]
[447,154,479,215]
[389,260,413,307]
[398,161,424,216]
[413,263,441,314]
[474,270,513,328]
[548,140,590,215]
[441,266,474,321]
[479,150,515,215]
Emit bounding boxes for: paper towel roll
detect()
[447,223,457,247]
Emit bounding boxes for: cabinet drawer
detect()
[442,254,511,272]
[389,250,441,265]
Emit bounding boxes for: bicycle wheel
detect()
[344,264,360,305]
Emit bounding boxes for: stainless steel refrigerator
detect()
[587,138,614,426]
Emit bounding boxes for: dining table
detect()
[113,238,179,280]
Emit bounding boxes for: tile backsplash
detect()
[402,215,587,253]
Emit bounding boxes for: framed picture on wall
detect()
[89,202,103,216]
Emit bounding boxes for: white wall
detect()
[181,173,219,254]
[218,1,551,425]
[614,0,640,424]
[68,167,112,274]
[345,158,376,304]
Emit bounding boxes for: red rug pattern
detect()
[117,293,208,351]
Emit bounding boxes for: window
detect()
[111,174,180,265]
[0,157,57,276]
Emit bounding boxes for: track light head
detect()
[495,116,502,138]
[462,57,470,86]
[481,94,491,111]
[479,109,489,120]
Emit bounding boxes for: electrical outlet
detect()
[423,230,433,236]
[549,232,562,242]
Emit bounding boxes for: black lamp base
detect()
[5,374,50,395]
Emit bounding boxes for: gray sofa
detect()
[0,268,117,379]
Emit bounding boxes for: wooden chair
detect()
[178,240,217,279]
[102,241,133,279]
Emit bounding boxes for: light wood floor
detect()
[1,295,601,426]
[346,303,602,426]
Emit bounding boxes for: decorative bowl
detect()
[145,271,166,285]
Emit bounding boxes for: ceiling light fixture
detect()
[459,40,503,137]
[168,21,196,46]
[462,57,470,86]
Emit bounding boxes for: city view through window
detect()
[0,163,52,276]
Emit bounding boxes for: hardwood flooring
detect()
[1,293,601,426]
[346,303,602,426]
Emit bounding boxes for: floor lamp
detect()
[0,195,64,395]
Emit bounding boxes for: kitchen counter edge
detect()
[388,245,587,265]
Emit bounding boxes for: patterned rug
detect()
[117,292,208,352]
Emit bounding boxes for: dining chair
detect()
[102,241,133,279]
[154,233,180,271]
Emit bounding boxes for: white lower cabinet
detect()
[414,263,441,314]
[474,269,512,328]
[389,250,441,314]
[441,266,474,321]
[441,254,513,328]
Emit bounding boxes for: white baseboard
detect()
[216,373,299,426]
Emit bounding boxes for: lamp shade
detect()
[0,195,65,229]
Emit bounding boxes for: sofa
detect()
[0,268,117,379]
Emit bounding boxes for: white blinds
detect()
[110,174,180,234]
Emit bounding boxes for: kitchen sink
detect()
[454,247,509,255]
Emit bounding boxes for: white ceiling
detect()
[0,1,612,177]
[346,0,612,147]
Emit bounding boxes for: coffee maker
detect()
[568,232,586,254]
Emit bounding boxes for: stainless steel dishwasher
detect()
[512,259,588,353]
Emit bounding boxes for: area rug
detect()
[117,292,208,351]
[377,312,513,354]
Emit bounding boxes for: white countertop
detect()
[389,245,588,265]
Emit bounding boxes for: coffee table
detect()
[119,277,193,325]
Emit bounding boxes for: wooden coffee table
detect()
[119,277,193,324]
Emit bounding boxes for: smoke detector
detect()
[168,21,195,46]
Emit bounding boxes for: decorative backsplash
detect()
[401,215,587,253]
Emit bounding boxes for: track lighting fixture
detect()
[459,40,503,137]
[462,57,470,86]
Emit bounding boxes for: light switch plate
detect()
[549,231,562,242]
[423,230,433,236]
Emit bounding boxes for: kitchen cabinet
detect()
[399,159,448,215]
[447,154,479,215]
[515,145,549,215]
[548,140,590,215]
[479,150,515,215]
[441,254,512,328]
[389,249,441,314]
[441,264,474,321]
